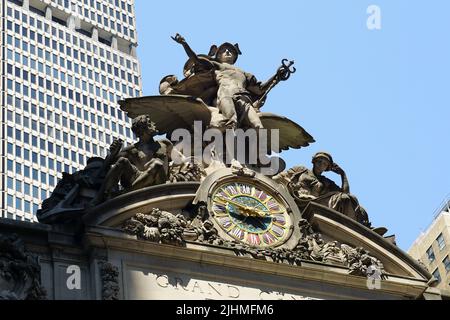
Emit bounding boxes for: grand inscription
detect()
[124,265,318,300]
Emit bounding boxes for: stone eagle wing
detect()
[119,95,212,135]
[259,113,315,153]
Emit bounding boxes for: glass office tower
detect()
[0,0,142,221]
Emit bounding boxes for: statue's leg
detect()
[246,106,263,129]
[91,157,134,205]
[130,159,167,190]
[246,106,265,165]
[209,107,227,131]
[356,205,371,227]
[217,96,237,128]
[329,193,358,221]
[348,195,371,227]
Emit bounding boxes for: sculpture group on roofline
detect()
[167,33,296,130]
[38,33,391,241]
[274,152,371,228]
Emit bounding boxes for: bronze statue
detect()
[41,34,315,214]
[120,34,314,158]
[171,33,295,130]
[37,157,108,223]
[91,115,172,205]
[275,152,370,227]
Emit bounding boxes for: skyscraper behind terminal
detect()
[0,0,142,221]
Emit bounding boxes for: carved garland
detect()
[122,209,386,278]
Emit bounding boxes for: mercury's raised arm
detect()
[171,33,200,63]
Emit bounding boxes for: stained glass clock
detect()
[209,180,294,248]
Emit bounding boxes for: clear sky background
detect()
[134,0,450,251]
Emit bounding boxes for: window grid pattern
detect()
[49,0,137,44]
[3,2,142,221]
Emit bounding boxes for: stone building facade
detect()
[409,207,450,292]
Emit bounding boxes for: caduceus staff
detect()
[254,59,296,111]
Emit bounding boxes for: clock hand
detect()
[245,206,270,218]
[217,196,248,210]
[218,197,253,217]
[217,196,269,218]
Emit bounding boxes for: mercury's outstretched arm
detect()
[172,33,199,62]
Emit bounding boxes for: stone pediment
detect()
[80,168,431,285]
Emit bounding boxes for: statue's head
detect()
[132,115,158,137]
[312,152,333,173]
[84,157,104,171]
[209,42,242,64]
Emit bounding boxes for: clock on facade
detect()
[210,180,293,247]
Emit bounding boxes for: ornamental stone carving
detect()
[0,234,46,300]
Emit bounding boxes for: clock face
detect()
[210,181,293,248]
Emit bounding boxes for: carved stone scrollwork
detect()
[169,160,206,183]
[294,219,385,278]
[99,262,120,300]
[123,208,223,247]
[341,245,385,277]
[123,209,189,246]
[0,234,47,300]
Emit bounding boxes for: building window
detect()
[24,201,31,214]
[427,246,435,262]
[436,233,446,251]
[444,256,450,274]
[15,198,22,211]
[7,160,14,172]
[432,268,441,284]
[7,177,14,189]
[7,195,14,208]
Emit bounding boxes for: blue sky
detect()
[134,0,450,251]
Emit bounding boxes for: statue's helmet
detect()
[312,152,333,170]
[209,42,242,64]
